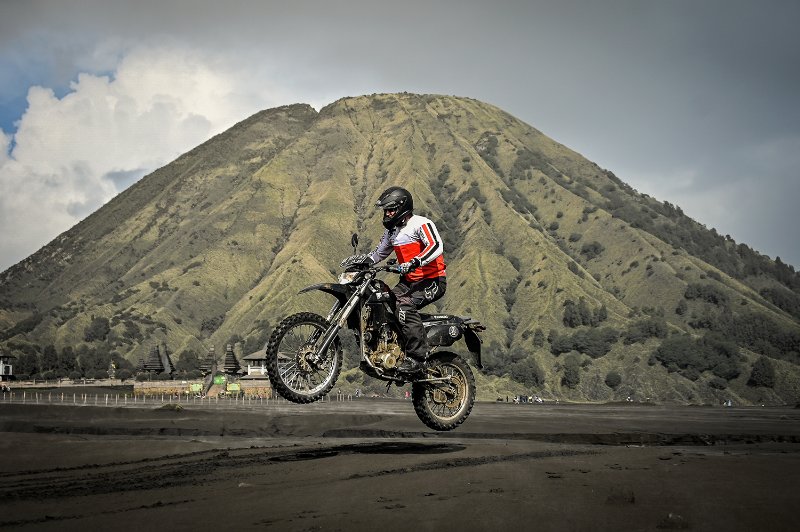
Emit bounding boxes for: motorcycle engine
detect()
[369,342,403,369]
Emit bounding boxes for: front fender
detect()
[299,283,350,306]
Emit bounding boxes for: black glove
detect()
[398,257,421,274]
[340,254,374,269]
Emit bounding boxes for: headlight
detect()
[338,271,359,284]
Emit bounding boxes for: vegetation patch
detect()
[622,317,668,344]
[580,241,605,261]
[562,298,608,328]
[0,313,43,340]
[605,371,622,389]
[653,333,742,381]
[84,317,111,342]
[747,356,776,388]
[760,287,800,320]
[684,283,728,306]
[551,328,619,359]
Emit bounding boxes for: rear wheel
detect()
[265,312,342,404]
[412,352,475,431]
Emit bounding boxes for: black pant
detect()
[391,277,447,360]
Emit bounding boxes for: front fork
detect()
[308,283,368,365]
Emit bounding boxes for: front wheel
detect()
[265,312,342,404]
[412,352,476,431]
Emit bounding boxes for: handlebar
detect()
[378,258,402,274]
[359,258,400,274]
[361,263,400,275]
[355,264,402,276]
[342,258,401,276]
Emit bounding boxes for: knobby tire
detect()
[412,351,476,431]
[265,312,342,404]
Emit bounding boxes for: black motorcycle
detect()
[265,236,485,431]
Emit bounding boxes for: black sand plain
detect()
[1,394,799,531]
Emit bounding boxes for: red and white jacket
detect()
[368,214,446,282]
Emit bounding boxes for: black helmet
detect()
[376,187,413,229]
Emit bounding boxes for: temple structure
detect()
[223,343,241,375]
[200,346,216,375]
[0,350,15,381]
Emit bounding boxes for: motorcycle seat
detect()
[419,312,459,324]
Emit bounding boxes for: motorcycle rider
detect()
[342,186,447,374]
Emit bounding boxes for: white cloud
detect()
[0,130,9,165]
[0,44,293,271]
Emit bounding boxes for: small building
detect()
[242,350,268,377]
[0,350,16,381]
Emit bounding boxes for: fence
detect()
[0,389,358,409]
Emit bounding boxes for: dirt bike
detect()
[265,237,485,431]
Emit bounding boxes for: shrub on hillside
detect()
[567,261,585,279]
[760,287,800,320]
[532,328,546,348]
[708,376,727,390]
[562,364,581,389]
[176,350,201,372]
[563,299,608,328]
[605,371,622,389]
[684,283,728,306]
[200,315,224,334]
[462,181,487,205]
[482,341,509,377]
[653,333,742,381]
[551,327,618,358]
[499,188,538,216]
[510,358,545,388]
[510,147,551,180]
[580,241,605,260]
[747,356,776,388]
[550,334,573,355]
[84,317,111,342]
[720,311,800,365]
[623,317,669,344]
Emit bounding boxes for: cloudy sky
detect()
[1,0,799,272]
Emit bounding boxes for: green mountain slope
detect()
[2,93,798,404]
